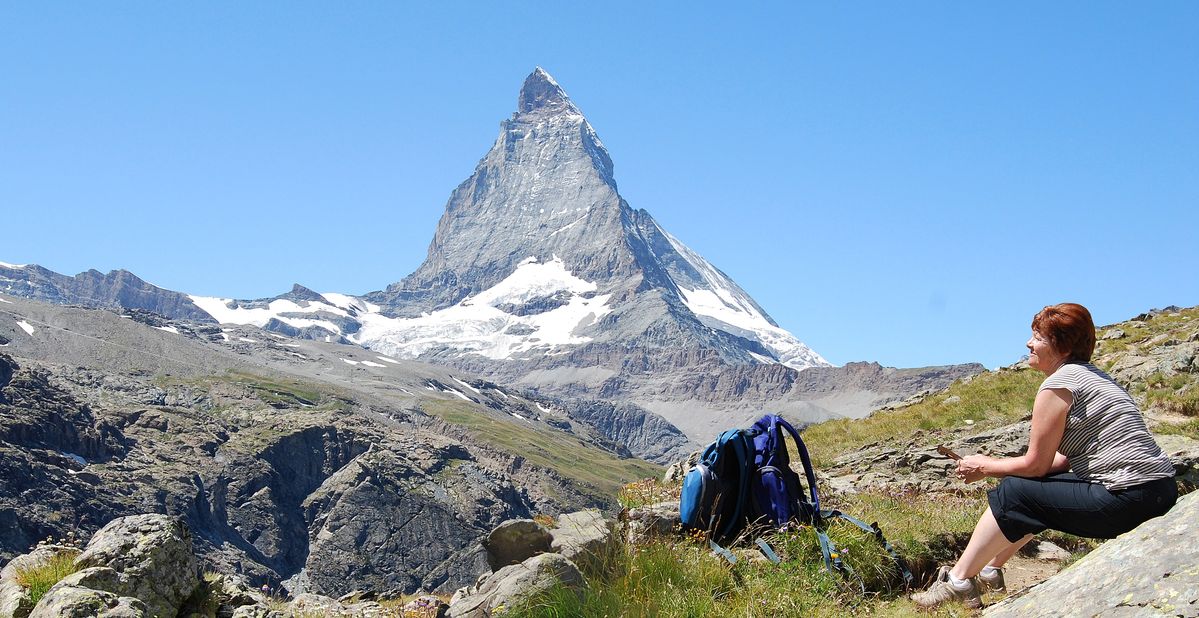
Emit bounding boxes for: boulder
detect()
[549,510,614,571]
[0,545,80,618]
[1157,434,1199,490]
[28,583,147,618]
[72,514,198,618]
[624,501,679,544]
[985,490,1199,617]
[481,519,552,571]
[229,605,282,618]
[1029,541,1070,562]
[288,593,343,615]
[448,553,586,618]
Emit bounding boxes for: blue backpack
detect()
[679,428,753,545]
[679,413,913,588]
[747,414,820,528]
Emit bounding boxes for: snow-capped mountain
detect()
[1,69,984,442]
[362,67,827,372]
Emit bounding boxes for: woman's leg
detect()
[949,507,1021,580]
[988,533,1034,568]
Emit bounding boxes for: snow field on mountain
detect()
[17,320,35,335]
[657,225,829,369]
[189,295,347,335]
[352,256,612,360]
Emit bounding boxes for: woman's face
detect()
[1027,330,1069,374]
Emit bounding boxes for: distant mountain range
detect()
[0,68,983,448]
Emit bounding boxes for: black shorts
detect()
[987,472,1177,542]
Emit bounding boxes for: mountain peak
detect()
[517,67,578,115]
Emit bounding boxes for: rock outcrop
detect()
[984,490,1199,617]
[482,520,553,572]
[448,552,586,618]
[447,510,618,617]
[71,514,198,618]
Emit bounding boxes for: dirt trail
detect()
[979,555,1064,607]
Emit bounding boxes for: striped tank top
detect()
[1040,362,1175,490]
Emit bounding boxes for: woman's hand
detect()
[955,455,990,483]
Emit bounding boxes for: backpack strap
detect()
[818,509,914,588]
[775,417,820,514]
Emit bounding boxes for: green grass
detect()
[804,367,1043,467]
[1093,306,1198,358]
[508,487,1015,618]
[16,550,80,606]
[423,400,662,500]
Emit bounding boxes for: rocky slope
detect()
[0,294,657,596]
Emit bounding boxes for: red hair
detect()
[1032,303,1096,362]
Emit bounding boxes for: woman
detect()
[912,303,1177,609]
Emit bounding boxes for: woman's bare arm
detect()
[957,388,1071,480]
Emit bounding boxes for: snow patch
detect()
[0,297,13,304]
[354,256,611,360]
[376,356,400,364]
[238,338,257,343]
[452,377,481,394]
[60,452,87,466]
[445,388,472,401]
[220,333,230,342]
[154,326,179,334]
[188,295,351,326]
[0,262,26,269]
[342,358,360,365]
[321,292,379,314]
[511,413,528,421]
[17,320,35,336]
[361,361,386,368]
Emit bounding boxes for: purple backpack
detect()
[747,414,820,527]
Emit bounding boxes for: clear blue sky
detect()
[2,3,1196,369]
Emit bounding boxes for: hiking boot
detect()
[978,566,1006,593]
[910,566,981,609]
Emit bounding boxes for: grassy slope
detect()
[422,399,661,502]
[510,306,1198,617]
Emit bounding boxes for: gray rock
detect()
[287,593,343,615]
[625,501,680,544]
[1102,328,1126,340]
[73,514,198,618]
[28,584,147,618]
[482,520,553,571]
[229,605,282,618]
[1030,541,1070,561]
[549,510,614,571]
[985,490,1199,617]
[448,553,586,618]
[1155,434,1199,490]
